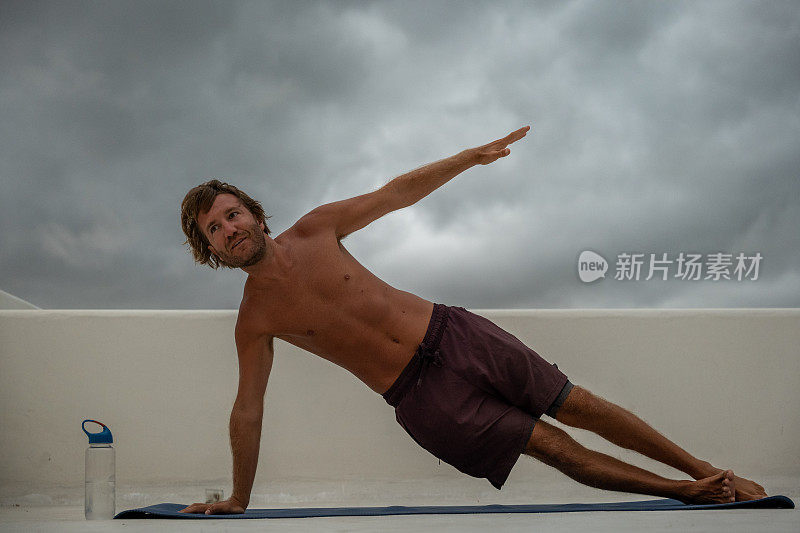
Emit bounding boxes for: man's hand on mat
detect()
[179,497,245,515]
[471,125,531,165]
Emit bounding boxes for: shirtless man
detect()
[178,126,767,515]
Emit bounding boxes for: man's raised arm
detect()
[383,125,531,210]
[298,125,531,240]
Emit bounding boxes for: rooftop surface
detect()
[1,477,797,532]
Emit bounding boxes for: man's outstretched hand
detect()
[472,125,531,165]
[179,496,246,515]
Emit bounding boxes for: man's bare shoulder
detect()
[235,290,274,343]
[284,208,338,240]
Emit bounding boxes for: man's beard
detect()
[216,226,267,269]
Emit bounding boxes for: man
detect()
[178,126,766,515]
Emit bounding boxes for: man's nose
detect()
[222,220,239,238]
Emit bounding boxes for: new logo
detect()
[578,250,608,283]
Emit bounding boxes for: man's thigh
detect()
[394,365,535,489]
[442,306,570,417]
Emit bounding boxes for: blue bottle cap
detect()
[82,420,113,444]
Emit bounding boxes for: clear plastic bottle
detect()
[81,420,115,520]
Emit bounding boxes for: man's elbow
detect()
[232,398,264,422]
[231,410,263,429]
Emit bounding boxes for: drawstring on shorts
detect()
[416,340,443,388]
[382,303,450,408]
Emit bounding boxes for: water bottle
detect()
[81,420,115,520]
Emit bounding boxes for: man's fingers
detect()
[205,502,223,514]
[484,125,531,150]
[179,497,245,514]
[179,503,208,513]
[490,148,510,157]
[474,147,511,165]
[505,125,530,144]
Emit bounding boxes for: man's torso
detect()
[238,222,434,394]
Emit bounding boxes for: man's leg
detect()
[523,418,735,504]
[552,385,767,501]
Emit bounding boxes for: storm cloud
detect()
[1,0,798,309]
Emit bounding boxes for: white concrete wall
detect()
[1,309,798,496]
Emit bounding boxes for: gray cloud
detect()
[1,0,798,309]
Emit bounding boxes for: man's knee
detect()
[552,384,598,427]
[524,418,579,465]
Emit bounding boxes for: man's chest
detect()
[242,235,388,335]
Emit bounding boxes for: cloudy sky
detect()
[1,0,798,309]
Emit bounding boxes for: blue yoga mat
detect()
[115,495,793,519]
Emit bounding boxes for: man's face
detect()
[197,193,267,269]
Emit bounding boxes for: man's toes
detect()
[725,470,736,501]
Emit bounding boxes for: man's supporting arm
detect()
[178,332,273,515]
[229,332,273,509]
[229,405,263,508]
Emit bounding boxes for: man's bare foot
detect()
[702,465,768,501]
[679,470,736,505]
[730,475,768,501]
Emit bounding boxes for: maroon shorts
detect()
[383,303,570,489]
